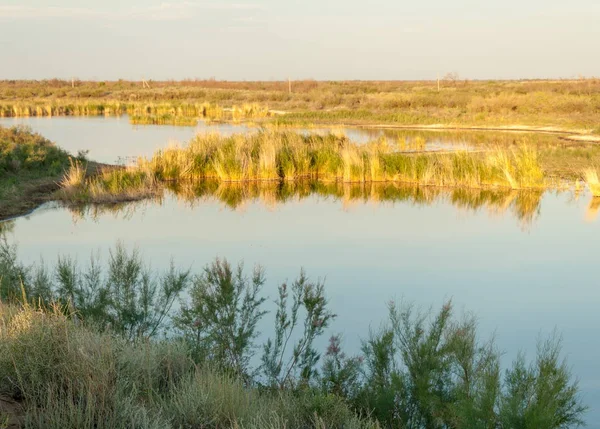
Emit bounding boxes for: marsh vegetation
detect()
[0,240,588,428]
[0,126,82,219]
[1,80,599,427]
[1,79,599,133]
[59,131,552,205]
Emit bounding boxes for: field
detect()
[1,79,599,135]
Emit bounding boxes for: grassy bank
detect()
[0,241,588,428]
[0,126,75,220]
[1,79,599,133]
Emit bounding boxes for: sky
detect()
[0,0,598,81]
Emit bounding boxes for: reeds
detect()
[60,163,159,203]
[59,159,86,191]
[64,131,548,202]
[231,103,270,122]
[129,115,198,126]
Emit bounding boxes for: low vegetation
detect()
[0,126,74,219]
[129,114,198,126]
[1,79,599,133]
[0,240,588,428]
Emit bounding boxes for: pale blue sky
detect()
[1,0,598,80]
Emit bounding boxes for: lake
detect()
[0,115,518,164]
[1,116,598,426]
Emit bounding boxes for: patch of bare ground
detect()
[0,395,23,429]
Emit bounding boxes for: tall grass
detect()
[59,158,86,190]
[58,132,549,205]
[60,164,160,203]
[137,131,546,188]
[128,114,198,126]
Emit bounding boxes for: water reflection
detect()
[0,116,568,166]
[66,182,545,227]
[586,197,600,222]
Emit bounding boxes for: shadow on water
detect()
[65,181,545,227]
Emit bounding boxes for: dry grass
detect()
[2,79,600,132]
[0,302,378,429]
[59,159,86,191]
[139,131,546,188]
[60,163,160,203]
[58,131,552,205]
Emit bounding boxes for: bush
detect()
[0,125,69,178]
[0,241,190,339]
[0,246,589,429]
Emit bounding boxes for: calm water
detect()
[1,117,598,425]
[0,115,490,164]
[3,188,600,425]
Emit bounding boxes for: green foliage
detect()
[499,334,587,429]
[174,259,267,378]
[351,302,586,429]
[0,235,29,300]
[261,270,336,389]
[0,126,69,178]
[320,335,362,401]
[0,244,589,428]
[0,241,190,339]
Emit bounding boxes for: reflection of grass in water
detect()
[585,197,600,222]
[72,181,544,226]
[0,220,14,234]
[67,196,163,223]
[583,168,600,196]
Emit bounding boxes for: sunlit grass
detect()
[59,159,86,191]
[60,163,159,203]
[59,131,554,207]
[129,115,198,126]
[3,79,600,132]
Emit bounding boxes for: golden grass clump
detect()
[60,159,86,194]
[59,162,159,204]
